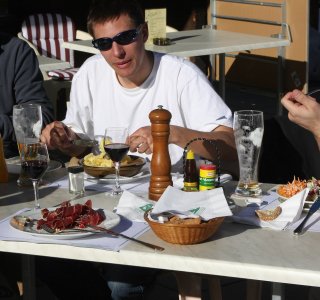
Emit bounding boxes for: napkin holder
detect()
[183,138,221,188]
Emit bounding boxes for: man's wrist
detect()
[169,125,177,144]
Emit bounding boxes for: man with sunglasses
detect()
[41,0,237,174]
[40,0,237,298]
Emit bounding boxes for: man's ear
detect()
[142,23,149,43]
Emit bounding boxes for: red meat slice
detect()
[36,200,105,231]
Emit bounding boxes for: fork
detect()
[88,225,165,251]
[41,224,100,234]
[307,89,320,97]
[41,224,165,251]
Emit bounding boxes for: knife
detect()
[72,139,98,147]
[293,196,320,235]
[88,225,165,251]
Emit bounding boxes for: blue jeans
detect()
[101,264,158,300]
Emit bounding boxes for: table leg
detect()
[208,276,222,300]
[218,53,226,101]
[246,280,262,300]
[272,282,285,300]
[174,272,202,300]
[22,255,36,300]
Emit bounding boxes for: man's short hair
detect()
[87,0,144,37]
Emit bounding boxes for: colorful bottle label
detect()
[183,181,198,192]
[184,182,198,187]
[199,164,216,191]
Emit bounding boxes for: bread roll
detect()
[255,206,282,221]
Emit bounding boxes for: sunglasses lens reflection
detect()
[115,30,138,45]
[94,39,112,51]
[93,28,140,51]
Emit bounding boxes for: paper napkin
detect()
[232,188,309,230]
[230,193,262,207]
[115,191,155,222]
[151,186,233,221]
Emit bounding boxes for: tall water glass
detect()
[12,104,43,186]
[233,110,264,196]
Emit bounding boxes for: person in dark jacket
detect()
[0,32,55,298]
[0,32,54,158]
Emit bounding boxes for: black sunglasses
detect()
[92,25,142,51]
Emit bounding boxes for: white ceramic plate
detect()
[10,208,120,240]
[6,156,62,174]
[275,187,316,211]
[275,191,289,203]
[303,197,318,211]
[85,170,151,184]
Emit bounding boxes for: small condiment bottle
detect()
[68,166,85,195]
[0,134,9,183]
[183,150,198,192]
[199,164,216,191]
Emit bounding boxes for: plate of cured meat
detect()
[10,200,120,240]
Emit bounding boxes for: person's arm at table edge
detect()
[170,125,239,177]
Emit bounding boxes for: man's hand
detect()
[129,126,153,154]
[40,121,87,156]
[41,121,76,151]
[281,89,320,136]
[41,121,88,157]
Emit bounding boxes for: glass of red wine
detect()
[104,127,129,196]
[20,142,50,209]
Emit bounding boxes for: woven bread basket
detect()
[144,211,224,245]
[144,137,224,245]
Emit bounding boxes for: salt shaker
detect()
[68,166,85,195]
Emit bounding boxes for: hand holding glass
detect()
[104,127,129,196]
[233,110,264,196]
[20,142,49,209]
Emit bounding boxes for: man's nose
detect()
[111,42,125,57]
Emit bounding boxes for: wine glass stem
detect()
[32,180,40,209]
[114,162,121,190]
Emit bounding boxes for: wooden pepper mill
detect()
[149,105,173,200]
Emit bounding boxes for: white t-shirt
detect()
[64,52,233,167]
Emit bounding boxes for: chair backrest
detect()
[21,13,77,67]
